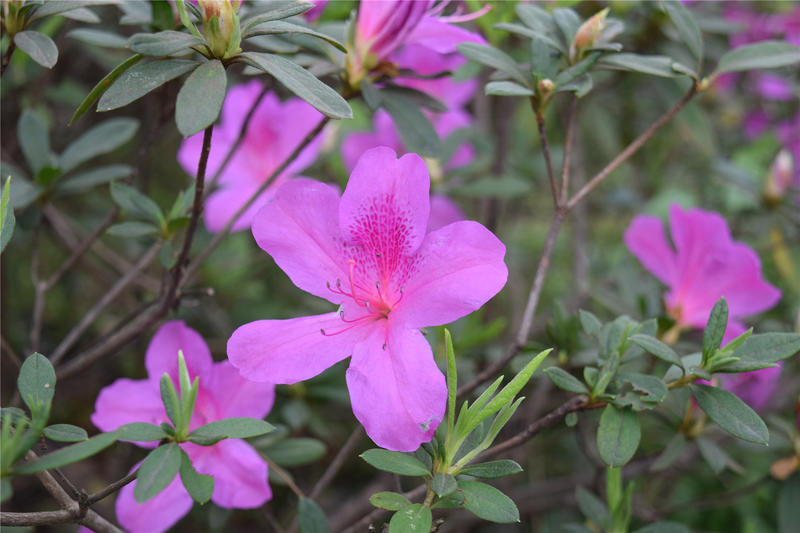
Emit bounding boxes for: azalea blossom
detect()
[178,81,323,233]
[228,146,507,451]
[91,321,274,533]
[624,203,781,342]
[717,363,782,411]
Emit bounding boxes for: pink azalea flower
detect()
[624,203,781,342]
[717,363,782,411]
[178,81,324,233]
[91,321,274,533]
[304,0,328,22]
[227,147,507,451]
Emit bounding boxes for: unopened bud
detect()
[537,79,555,94]
[198,0,241,58]
[764,149,794,203]
[570,8,609,62]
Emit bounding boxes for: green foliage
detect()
[134,442,182,503]
[179,449,214,504]
[597,405,641,467]
[689,384,769,445]
[188,418,275,446]
[388,504,432,533]
[176,59,227,137]
[298,497,330,533]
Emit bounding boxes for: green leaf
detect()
[360,449,430,477]
[579,310,602,336]
[629,334,684,369]
[239,52,352,119]
[714,40,800,75]
[29,0,113,21]
[389,504,432,533]
[0,478,11,504]
[1,177,15,253]
[597,405,641,467]
[0,407,29,425]
[662,0,703,64]
[617,373,668,408]
[14,31,58,69]
[575,486,610,529]
[719,333,800,372]
[67,28,128,48]
[18,109,52,175]
[176,59,227,137]
[298,497,330,533]
[71,54,143,124]
[459,460,523,479]
[598,54,682,78]
[485,81,534,96]
[245,20,346,52]
[702,297,728,363]
[188,417,275,446]
[478,349,551,421]
[128,31,205,56]
[544,367,588,394]
[696,436,729,474]
[554,51,602,87]
[135,443,182,503]
[98,59,198,112]
[60,118,139,173]
[369,491,412,511]
[242,2,314,31]
[258,437,326,467]
[14,431,119,474]
[178,448,213,504]
[119,422,168,442]
[43,424,88,442]
[110,182,164,224]
[445,328,457,434]
[107,221,160,238]
[459,480,520,523]
[18,353,56,412]
[381,93,441,158]
[650,433,687,472]
[431,473,457,497]
[552,7,581,47]
[689,384,768,445]
[633,521,692,533]
[457,43,529,87]
[160,374,181,428]
[778,474,800,533]
[55,164,133,195]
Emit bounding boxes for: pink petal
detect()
[393,221,508,328]
[624,214,677,286]
[341,111,404,173]
[116,469,193,533]
[251,178,348,303]
[346,323,446,451]
[203,361,275,420]
[146,320,213,385]
[192,439,271,508]
[406,15,487,54]
[91,378,165,445]
[339,147,430,266]
[227,312,369,384]
[719,361,782,411]
[427,195,464,232]
[203,177,286,234]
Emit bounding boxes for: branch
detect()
[1,40,15,76]
[536,112,560,208]
[86,469,139,505]
[311,427,364,500]
[1,510,75,526]
[560,96,578,203]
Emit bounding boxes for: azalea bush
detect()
[2,1,800,532]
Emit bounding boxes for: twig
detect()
[1,40,15,75]
[86,469,139,505]
[1,510,75,526]
[560,96,578,203]
[1,335,22,368]
[264,456,304,498]
[29,227,45,353]
[537,112,560,208]
[310,427,364,500]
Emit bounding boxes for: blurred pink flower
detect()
[428,194,465,232]
[717,363,782,411]
[178,81,324,233]
[91,321,274,533]
[624,204,781,342]
[305,0,328,22]
[228,147,507,451]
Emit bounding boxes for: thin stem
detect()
[29,227,45,353]
[86,469,139,505]
[310,427,363,500]
[1,40,15,76]
[1,510,75,526]
[537,112,560,208]
[567,85,697,210]
[560,97,578,203]
[1,335,22,368]
[264,456,304,498]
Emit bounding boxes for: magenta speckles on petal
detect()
[228,146,508,451]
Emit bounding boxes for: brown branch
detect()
[1,40,15,76]
[567,85,697,209]
[536,112,560,209]
[1,510,75,526]
[86,469,139,505]
[1,335,22,369]
[311,427,364,500]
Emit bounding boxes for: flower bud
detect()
[570,8,609,62]
[197,0,241,58]
[764,149,794,204]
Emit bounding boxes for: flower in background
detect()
[178,81,323,233]
[625,204,781,341]
[228,147,507,451]
[91,321,274,533]
[304,0,327,22]
[717,364,782,411]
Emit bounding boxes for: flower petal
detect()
[341,111,404,173]
[251,178,348,303]
[204,178,286,234]
[228,312,368,384]
[116,468,192,533]
[428,195,464,232]
[623,214,677,286]
[91,378,164,446]
[346,324,446,451]
[146,320,213,384]
[393,221,507,328]
[191,439,271,508]
[405,15,487,54]
[203,361,275,420]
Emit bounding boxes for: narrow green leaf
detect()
[629,334,684,369]
[30,0,113,21]
[14,431,119,474]
[241,2,314,32]
[298,497,330,533]
[245,20,346,52]
[702,298,728,363]
[598,54,682,78]
[71,54,143,124]
[662,0,703,64]
[18,110,52,175]
[597,405,641,467]
[459,480,520,523]
[257,437,325,467]
[696,436,729,474]
[457,43,529,87]
[360,449,430,477]
[14,31,58,69]
[43,424,88,442]
[485,81,534,96]
[579,310,602,336]
[60,118,139,173]
[128,31,204,56]
[690,384,769,445]
[544,367,588,394]
[575,486,610,529]
[176,59,227,137]
[478,349,551,421]
[107,221,159,238]
[119,422,168,442]
[431,473,457,497]
[55,164,133,195]
[1,177,15,253]
[239,52,352,119]
[554,51,602,87]
[0,478,11,504]
[179,448,213,504]
[381,94,441,158]
[134,443,182,503]
[719,332,800,372]
[98,59,198,112]
[369,491,411,511]
[67,28,128,48]
[552,7,581,47]
[389,504,432,533]
[714,40,800,75]
[188,417,275,445]
[110,182,164,224]
[444,329,457,434]
[160,374,181,428]
[18,353,56,412]
[460,460,522,479]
